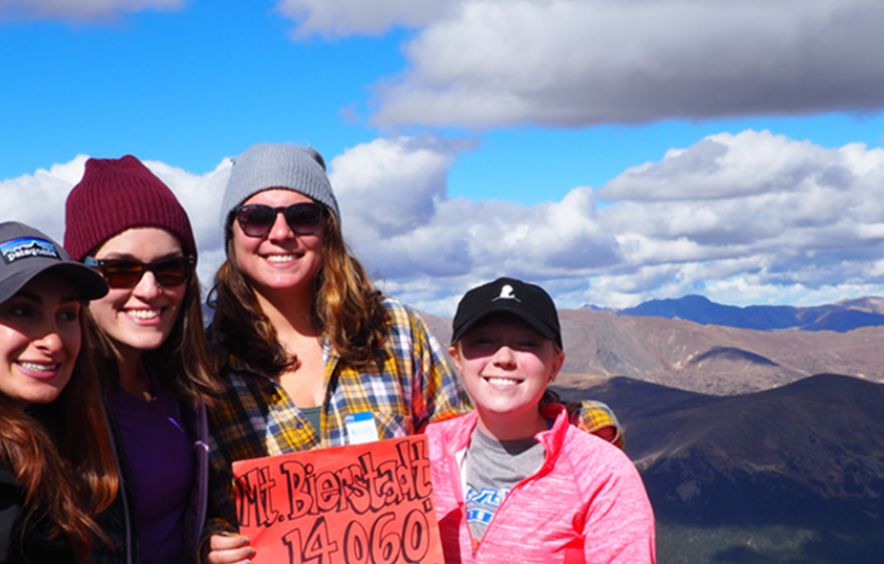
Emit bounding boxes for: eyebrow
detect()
[95,252,184,261]
[16,290,83,304]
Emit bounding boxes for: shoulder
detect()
[380,297,420,327]
[558,424,645,492]
[380,297,442,348]
[425,412,475,451]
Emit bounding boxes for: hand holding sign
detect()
[233,435,444,564]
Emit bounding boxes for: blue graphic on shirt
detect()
[465,485,511,529]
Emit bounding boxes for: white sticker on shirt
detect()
[345,411,380,444]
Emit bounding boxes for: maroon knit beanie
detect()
[64,155,197,261]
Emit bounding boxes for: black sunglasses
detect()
[233,202,326,238]
[84,256,195,288]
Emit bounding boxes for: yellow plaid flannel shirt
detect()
[204,298,622,535]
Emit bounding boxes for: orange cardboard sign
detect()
[233,435,444,564]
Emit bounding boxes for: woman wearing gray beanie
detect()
[202,143,470,562]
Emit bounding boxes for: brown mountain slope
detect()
[418,309,884,395]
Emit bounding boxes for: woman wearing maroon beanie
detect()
[64,155,220,564]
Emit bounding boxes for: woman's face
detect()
[87,227,187,361]
[231,189,325,299]
[451,313,563,429]
[0,273,82,407]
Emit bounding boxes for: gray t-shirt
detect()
[463,425,546,541]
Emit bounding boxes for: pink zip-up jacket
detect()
[426,405,656,564]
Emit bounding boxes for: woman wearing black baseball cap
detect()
[0,221,117,563]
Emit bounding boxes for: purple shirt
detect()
[113,379,194,564]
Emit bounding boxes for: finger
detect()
[206,546,255,564]
[210,534,250,550]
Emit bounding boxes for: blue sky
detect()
[3,0,884,315]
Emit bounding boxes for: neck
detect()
[116,349,152,400]
[254,285,319,339]
[475,407,547,442]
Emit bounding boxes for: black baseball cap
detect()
[0,221,108,305]
[451,277,562,349]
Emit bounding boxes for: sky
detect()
[3,0,884,315]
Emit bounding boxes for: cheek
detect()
[168,285,188,310]
[0,325,27,363]
[63,327,82,358]
[90,288,128,314]
[458,357,487,383]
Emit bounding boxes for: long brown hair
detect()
[209,209,389,375]
[84,270,220,404]
[0,316,117,563]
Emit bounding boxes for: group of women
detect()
[1,143,627,564]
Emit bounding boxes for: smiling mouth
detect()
[265,254,298,263]
[127,309,161,320]
[18,361,60,372]
[485,377,521,387]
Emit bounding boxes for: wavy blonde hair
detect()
[209,210,389,375]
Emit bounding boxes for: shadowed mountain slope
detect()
[554,374,884,564]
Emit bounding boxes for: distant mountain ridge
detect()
[587,294,884,332]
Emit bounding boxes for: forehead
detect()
[243,188,314,206]
[93,227,183,262]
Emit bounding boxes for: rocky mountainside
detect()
[554,374,884,564]
[420,308,884,395]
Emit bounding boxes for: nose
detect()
[34,325,65,355]
[491,345,517,368]
[131,270,163,299]
[267,210,295,240]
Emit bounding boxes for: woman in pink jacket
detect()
[426,277,656,563]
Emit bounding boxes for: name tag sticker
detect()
[345,411,380,444]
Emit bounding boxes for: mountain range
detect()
[589,294,884,332]
[420,306,884,395]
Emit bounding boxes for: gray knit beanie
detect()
[220,143,340,241]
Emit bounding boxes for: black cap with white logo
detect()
[0,221,108,305]
[451,277,562,349]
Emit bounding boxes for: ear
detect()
[548,349,565,383]
[448,344,463,373]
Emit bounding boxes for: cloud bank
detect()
[0,0,183,22]
[3,130,884,314]
[275,0,884,128]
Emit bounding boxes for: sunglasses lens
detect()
[97,258,192,288]
[100,261,144,288]
[153,258,192,286]
[284,204,324,234]
[236,205,277,237]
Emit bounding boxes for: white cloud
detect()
[4,130,884,314]
[274,0,450,39]
[277,0,884,128]
[0,155,230,288]
[0,0,183,22]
